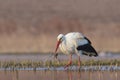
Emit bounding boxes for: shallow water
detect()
[0,70,119,80]
[0,53,120,62]
[1,66,120,71]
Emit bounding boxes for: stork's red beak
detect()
[55,40,61,53]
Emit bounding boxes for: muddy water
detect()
[0,70,119,80]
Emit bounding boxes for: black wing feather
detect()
[84,37,91,44]
[77,44,98,57]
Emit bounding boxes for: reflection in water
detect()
[12,70,19,80]
[115,71,118,80]
[98,71,104,80]
[66,71,81,80]
[67,71,72,80]
[0,70,119,80]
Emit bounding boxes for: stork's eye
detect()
[60,37,62,41]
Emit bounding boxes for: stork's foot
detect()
[64,60,72,69]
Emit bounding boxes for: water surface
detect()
[0,70,119,80]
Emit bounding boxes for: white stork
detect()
[54,32,98,68]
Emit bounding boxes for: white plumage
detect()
[59,32,88,54]
[55,32,98,69]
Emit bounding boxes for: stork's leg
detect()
[78,56,81,69]
[64,54,72,69]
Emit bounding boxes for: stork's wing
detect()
[84,37,91,44]
[77,44,98,57]
[65,32,92,47]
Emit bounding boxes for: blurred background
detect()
[0,0,120,53]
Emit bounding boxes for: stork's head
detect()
[55,34,64,53]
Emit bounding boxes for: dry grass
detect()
[0,19,119,53]
[0,59,120,69]
[0,35,56,53]
[0,34,120,53]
